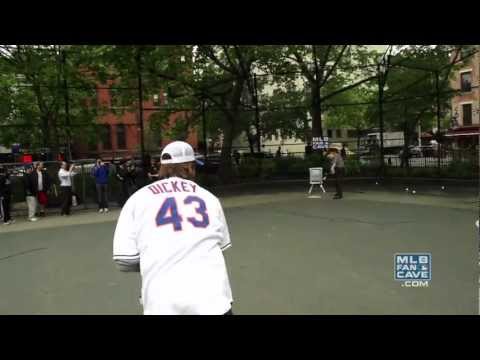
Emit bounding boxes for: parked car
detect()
[409,146,423,157]
[399,146,422,158]
[419,145,435,157]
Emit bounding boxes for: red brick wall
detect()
[73,81,197,160]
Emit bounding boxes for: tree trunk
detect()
[50,114,60,157]
[246,128,255,154]
[356,127,361,161]
[401,121,410,169]
[41,115,50,150]
[218,79,245,181]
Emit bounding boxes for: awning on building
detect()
[445,126,480,137]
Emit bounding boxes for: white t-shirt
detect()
[58,168,73,187]
[113,176,233,315]
[37,171,43,191]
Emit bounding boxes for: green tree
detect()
[270,45,378,149]
[88,45,279,179]
[324,85,377,153]
[0,45,99,156]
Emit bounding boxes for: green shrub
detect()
[260,159,276,179]
[304,153,327,169]
[238,158,262,179]
[446,160,477,178]
[273,157,295,176]
[288,160,308,176]
[197,173,223,187]
[345,159,361,176]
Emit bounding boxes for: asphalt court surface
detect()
[0,184,478,314]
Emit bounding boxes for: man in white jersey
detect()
[113,141,233,315]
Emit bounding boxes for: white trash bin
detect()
[308,167,326,196]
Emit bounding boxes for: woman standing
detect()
[58,162,76,216]
[33,162,52,217]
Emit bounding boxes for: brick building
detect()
[72,82,198,160]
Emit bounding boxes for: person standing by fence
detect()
[93,158,110,213]
[147,158,160,184]
[23,164,38,222]
[327,148,345,200]
[0,166,14,225]
[341,144,347,161]
[58,161,77,216]
[33,162,51,217]
[115,161,129,207]
[125,158,138,197]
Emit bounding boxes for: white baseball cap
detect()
[160,141,204,165]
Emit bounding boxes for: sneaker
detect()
[2,222,10,226]
[99,209,104,213]
[9,219,15,224]
[104,208,109,213]
[29,217,39,222]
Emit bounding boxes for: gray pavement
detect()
[0,185,478,314]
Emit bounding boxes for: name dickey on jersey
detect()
[148,180,197,195]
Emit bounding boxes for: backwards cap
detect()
[160,141,204,166]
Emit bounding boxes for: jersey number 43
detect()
[156,196,209,231]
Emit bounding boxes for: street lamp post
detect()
[434,70,441,172]
[202,98,208,161]
[377,59,388,179]
[61,49,72,161]
[253,73,261,153]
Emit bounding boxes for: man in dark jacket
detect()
[0,166,14,225]
[125,159,138,196]
[23,164,38,222]
[115,161,129,207]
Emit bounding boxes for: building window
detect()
[336,129,342,138]
[101,125,112,150]
[460,71,472,92]
[347,130,357,138]
[327,129,333,138]
[116,124,127,149]
[153,94,160,106]
[462,103,472,126]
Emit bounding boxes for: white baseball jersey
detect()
[113,176,233,315]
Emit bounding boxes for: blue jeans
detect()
[96,184,108,209]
